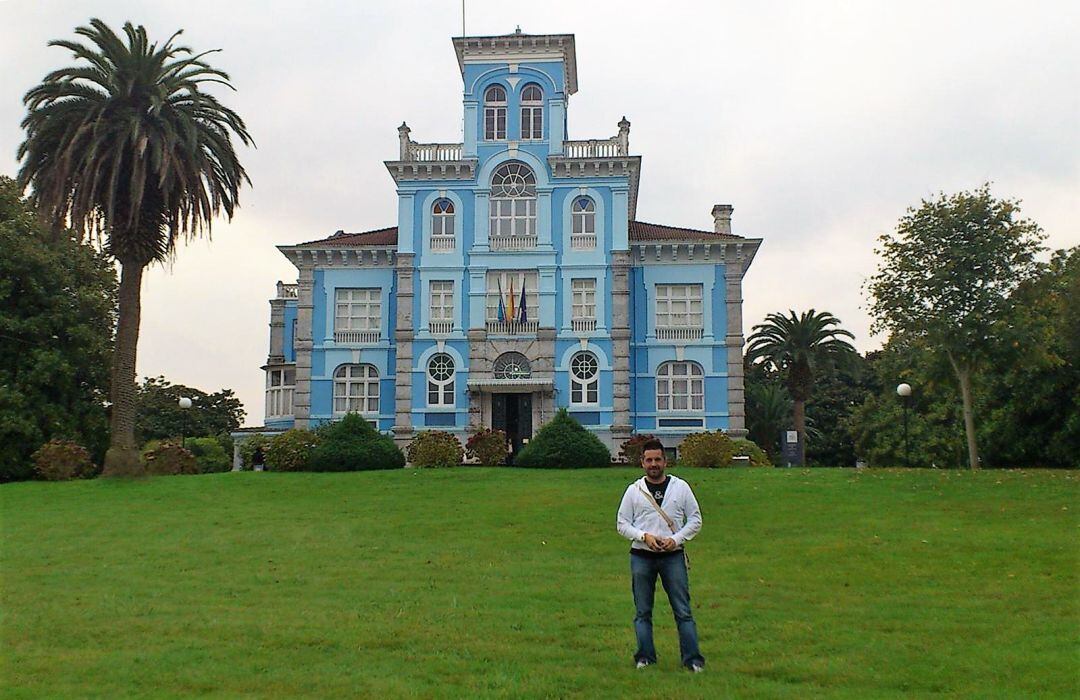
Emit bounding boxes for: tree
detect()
[805,352,873,467]
[134,376,245,445]
[746,309,856,455]
[0,176,116,481]
[866,186,1045,469]
[17,19,252,476]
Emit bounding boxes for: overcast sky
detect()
[2,0,1077,427]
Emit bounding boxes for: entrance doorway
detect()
[492,393,532,460]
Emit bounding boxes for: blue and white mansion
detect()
[260,31,761,457]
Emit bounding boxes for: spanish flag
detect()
[507,276,516,321]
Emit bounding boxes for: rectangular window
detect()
[485,271,539,321]
[571,279,597,321]
[429,281,454,333]
[655,284,703,330]
[335,288,381,331]
[265,368,295,418]
[484,106,506,140]
[521,106,543,139]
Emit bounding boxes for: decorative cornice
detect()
[384,159,477,182]
[453,34,577,95]
[630,238,763,273]
[277,246,398,269]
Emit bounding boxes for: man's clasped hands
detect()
[643,533,679,552]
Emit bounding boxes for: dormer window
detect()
[520,83,543,140]
[484,85,507,140]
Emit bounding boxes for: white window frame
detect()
[655,284,703,332]
[429,281,454,334]
[656,361,705,412]
[335,288,381,332]
[489,162,537,248]
[265,368,295,418]
[570,351,599,406]
[484,85,507,140]
[431,199,455,251]
[520,83,543,140]
[333,364,380,416]
[571,278,597,332]
[426,353,456,407]
[485,271,539,322]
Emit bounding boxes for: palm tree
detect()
[18,19,252,475]
[746,310,856,454]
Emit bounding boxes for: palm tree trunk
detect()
[947,351,981,470]
[102,261,145,476]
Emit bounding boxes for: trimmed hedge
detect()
[407,431,463,468]
[678,430,735,468]
[309,413,404,471]
[31,439,96,481]
[465,428,508,466]
[513,409,610,469]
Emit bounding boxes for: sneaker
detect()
[635,660,652,669]
[689,663,705,673]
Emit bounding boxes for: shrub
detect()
[266,429,320,471]
[678,430,735,468]
[184,437,231,473]
[142,440,199,476]
[407,431,463,468]
[309,413,405,471]
[731,437,770,467]
[466,427,508,466]
[238,434,272,469]
[619,433,658,467]
[31,439,96,481]
[514,409,611,469]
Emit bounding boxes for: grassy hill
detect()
[2,468,1077,698]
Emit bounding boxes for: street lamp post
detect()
[896,383,912,467]
[178,396,192,449]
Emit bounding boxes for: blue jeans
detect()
[631,552,704,668]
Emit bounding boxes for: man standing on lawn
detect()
[616,438,705,671]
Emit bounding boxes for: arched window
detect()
[333,364,379,415]
[431,198,455,251]
[427,353,455,406]
[484,85,507,140]
[493,352,531,380]
[520,83,543,140]
[571,196,596,249]
[489,161,536,247]
[656,362,704,412]
[570,352,599,405]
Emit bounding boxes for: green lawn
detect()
[2,468,1077,698]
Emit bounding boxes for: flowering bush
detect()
[266,429,320,471]
[142,440,199,476]
[678,430,735,468]
[731,437,771,467]
[618,433,658,466]
[407,430,463,468]
[32,439,96,481]
[465,428,508,466]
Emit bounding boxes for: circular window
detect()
[491,162,536,199]
[428,353,454,382]
[570,352,598,380]
[493,352,531,380]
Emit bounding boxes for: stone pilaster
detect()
[293,265,315,429]
[610,251,633,443]
[392,253,416,449]
[268,296,286,364]
[725,243,748,437]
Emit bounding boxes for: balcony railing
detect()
[486,319,540,335]
[571,318,597,332]
[276,282,298,299]
[430,236,455,252]
[490,235,537,251]
[564,137,624,158]
[428,320,454,335]
[406,142,463,161]
[655,327,704,341]
[570,234,597,250]
[334,329,381,344]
